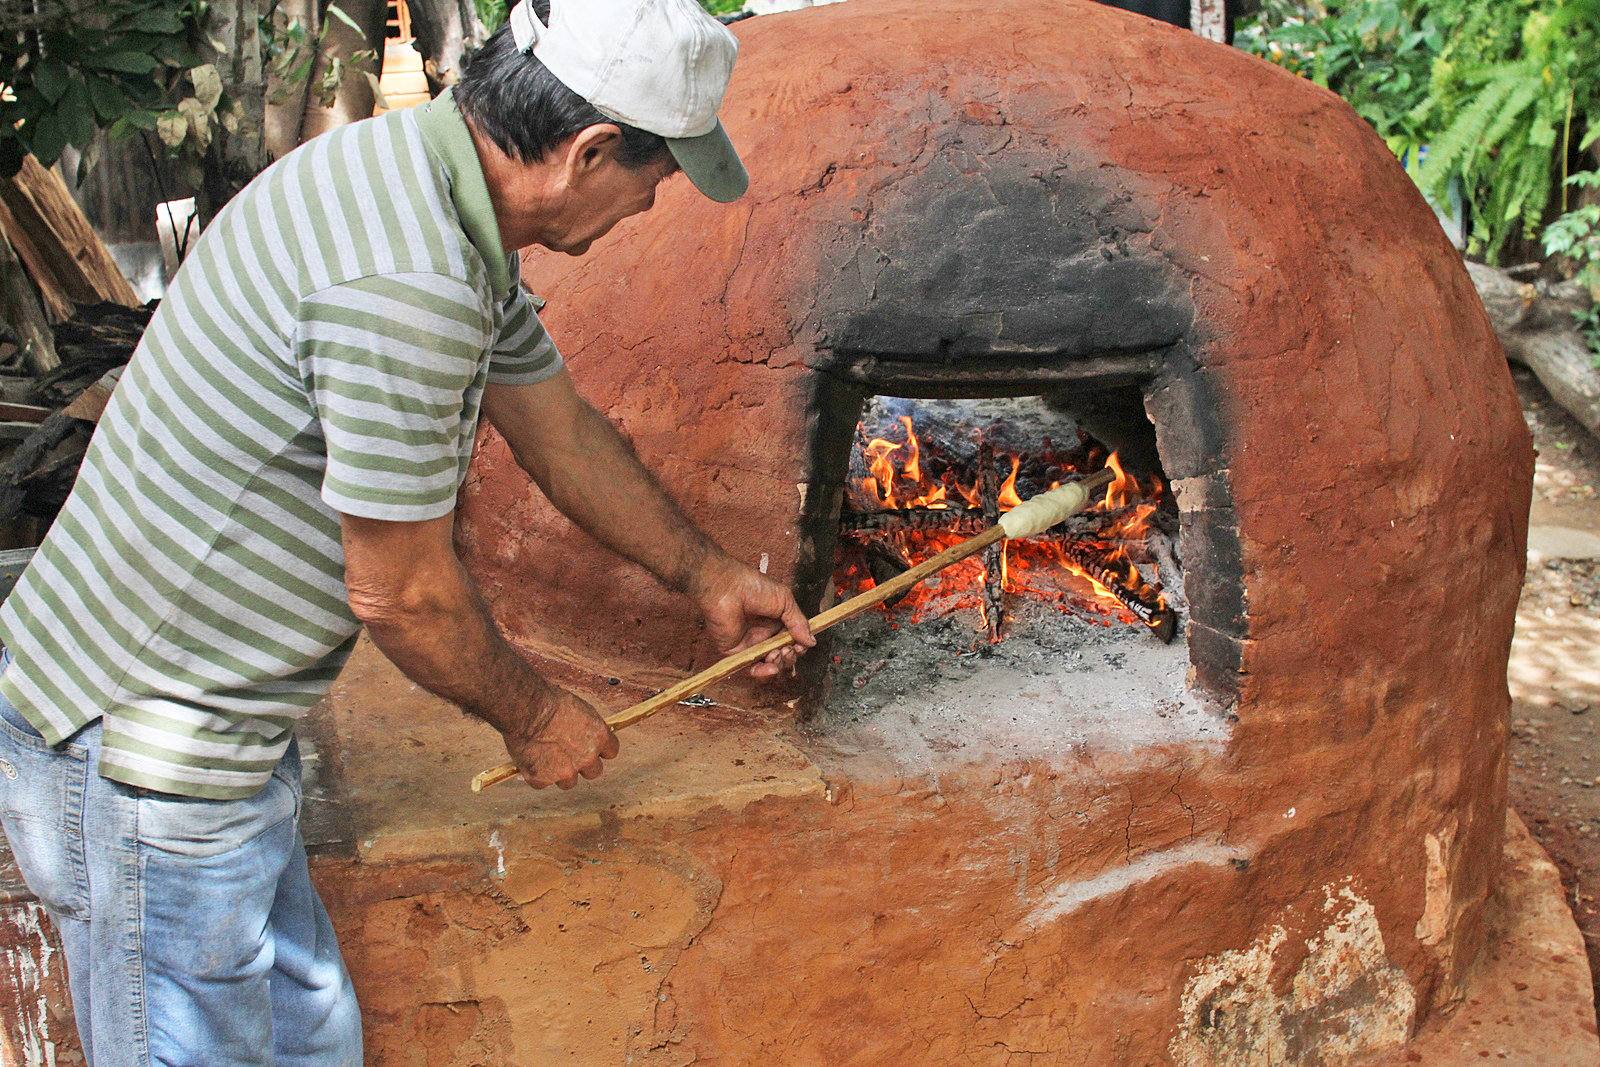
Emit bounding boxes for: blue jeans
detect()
[0,656,362,1066]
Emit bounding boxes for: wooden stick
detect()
[470,469,1116,793]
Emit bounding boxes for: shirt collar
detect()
[414,88,511,301]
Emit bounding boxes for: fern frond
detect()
[1416,74,1521,193]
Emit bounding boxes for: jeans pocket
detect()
[0,811,90,918]
[135,774,298,859]
[0,724,92,918]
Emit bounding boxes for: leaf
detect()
[27,109,69,167]
[33,58,71,104]
[123,109,160,131]
[156,109,187,149]
[120,8,185,34]
[153,39,200,67]
[364,70,388,112]
[325,3,362,33]
[89,51,161,75]
[176,95,211,153]
[59,79,95,149]
[86,76,129,123]
[189,63,222,112]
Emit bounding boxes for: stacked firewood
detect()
[0,155,148,547]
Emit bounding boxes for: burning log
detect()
[1145,529,1187,615]
[1058,540,1177,644]
[840,506,988,535]
[978,440,1004,641]
[838,502,1145,539]
[864,538,915,608]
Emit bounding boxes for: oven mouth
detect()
[793,379,1226,772]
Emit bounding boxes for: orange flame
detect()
[841,418,1170,629]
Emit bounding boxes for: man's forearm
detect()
[342,513,561,740]
[488,381,729,595]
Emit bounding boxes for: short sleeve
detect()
[487,253,564,385]
[296,272,493,521]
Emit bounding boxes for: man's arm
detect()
[341,511,618,789]
[481,369,814,674]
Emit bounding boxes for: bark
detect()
[405,0,484,96]
[1190,0,1227,41]
[296,0,389,144]
[1467,260,1600,440]
[0,230,59,376]
[264,0,321,159]
[0,155,140,311]
[198,0,272,226]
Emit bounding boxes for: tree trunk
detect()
[405,0,484,97]
[198,0,272,226]
[1468,260,1600,440]
[264,0,321,160]
[296,0,389,143]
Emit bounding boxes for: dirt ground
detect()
[1506,365,1600,1006]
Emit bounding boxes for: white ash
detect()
[804,597,1223,776]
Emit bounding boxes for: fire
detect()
[839,412,1171,633]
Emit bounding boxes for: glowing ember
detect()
[837,412,1173,634]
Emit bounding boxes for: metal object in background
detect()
[0,547,35,604]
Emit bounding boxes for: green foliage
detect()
[262,3,378,113]
[0,0,207,177]
[1237,0,1440,154]
[1410,0,1600,262]
[0,0,375,187]
[1545,168,1600,359]
[1242,0,1600,264]
[698,0,746,15]
[473,0,508,34]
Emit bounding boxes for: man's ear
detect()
[564,124,623,186]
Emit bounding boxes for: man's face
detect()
[540,153,680,257]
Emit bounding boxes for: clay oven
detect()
[450,0,1532,1060]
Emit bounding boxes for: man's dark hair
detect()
[455,6,670,169]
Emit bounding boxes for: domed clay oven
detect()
[446,0,1531,1061]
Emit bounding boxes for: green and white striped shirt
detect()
[0,91,560,798]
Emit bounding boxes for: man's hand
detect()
[342,511,620,792]
[688,554,816,678]
[505,688,620,789]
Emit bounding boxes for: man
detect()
[0,0,812,1062]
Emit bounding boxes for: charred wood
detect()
[864,539,915,608]
[837,502,1141,539]
[1059,540,1177,643]
[1146,529,1188,615]
[840,507,987,535]
[978,440,1004,641]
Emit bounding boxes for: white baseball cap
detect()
[509,0,749,203]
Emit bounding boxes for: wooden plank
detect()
[0,402,52,424]
[60,366,124,424]
[0,229,59,376]
[0,155,141,309]
[0,195,72,322]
